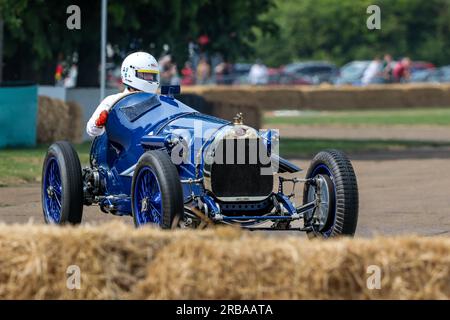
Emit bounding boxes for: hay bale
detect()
[36,96,83,144]
[66,101,83,143]
[0,222,161,299]
[0,222,448,299]
[178,93,262,129]
[208,100,262,129]
[0,222,230,299]
[133,235,450,300]
[37,96,69,143]
[194,86,305,110]
[183,84,450,111]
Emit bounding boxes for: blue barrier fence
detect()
[0,86,38,148]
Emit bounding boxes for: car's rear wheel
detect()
[131,150,183,228]
[303,149,358,238]
[41,141,84,224]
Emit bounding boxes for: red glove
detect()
[95,110,109,127]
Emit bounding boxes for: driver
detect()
[86,52,160,137]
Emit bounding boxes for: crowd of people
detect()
[157,54,276,86]
[54,53,78,88]
[154,53,423,87]
[54,49,438,88]
[362,54,412,85]
[158,54,236,86]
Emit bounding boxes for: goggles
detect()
[136,69,159,82]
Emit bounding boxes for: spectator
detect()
[169,64,181,85]
[181,61,195,85]
[361,56,381,85]
[196,57,211,85]
[159,54,177,86]
[55,53,65,86]
[393,57,412,82]
[249,59,269,85]
[381,54,394,83]
[63,63,78,88]
[214,60,233,85]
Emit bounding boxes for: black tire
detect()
[303,149,358,238]
[41,141,83,224]
[131,150,183,229]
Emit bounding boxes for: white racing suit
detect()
[86,88,131,137]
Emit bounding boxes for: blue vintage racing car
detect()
[41,87,358,237]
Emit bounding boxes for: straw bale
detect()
[0,222,448,300]
[37,96,83,143]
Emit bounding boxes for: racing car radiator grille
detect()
[210,138,273,199]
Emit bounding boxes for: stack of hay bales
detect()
[66,101,84,143]
[37,96,83,144]
[0,221,448,300]
[183,84,450,111]
[179,93,262,129]
[133,232,450,300]
[208,99,261,129]
[303,84,450,110]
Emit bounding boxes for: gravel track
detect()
[1,154,449,237]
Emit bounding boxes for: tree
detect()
[251,0,450,67]
[0,0,28,83]
[1,0,276,86]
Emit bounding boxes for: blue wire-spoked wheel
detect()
[42,157,62,223]
[133,166,162,225]
[303,149,359,238]
[131,150,183,229]
[41,141,84,224]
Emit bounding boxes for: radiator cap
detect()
[233,112,244,125]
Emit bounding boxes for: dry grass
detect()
[66,101,84,144]
[0,221,448,299]
[37,96,83,144]
[209,100,262,129]
[183,84,450,111]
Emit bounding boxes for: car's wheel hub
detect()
[307,175,333,231]
[47,186,54,197]
[141,197,149,212]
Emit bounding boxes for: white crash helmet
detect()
[121,52,160,93]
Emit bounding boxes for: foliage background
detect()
[0,0,274,85]
[252,0,450,66]
[0,0,450,84]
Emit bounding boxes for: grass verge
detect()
[279,138,450,158]
[264,108,450,126]
[0,142,90,186]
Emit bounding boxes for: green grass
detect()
[264,108,450,126]
[0,143,90,186]
[279,138,450,158]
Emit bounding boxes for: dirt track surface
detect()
[0,155,449,237]
[265,124,450,142]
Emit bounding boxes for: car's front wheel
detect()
[131,150,183,228]
[303,149,358,238]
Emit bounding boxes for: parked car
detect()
[280,61,339,85]
[267,67,283,85]
[410,61,435,73]
[105,63,122,89]
[410,69,437,83]
[427,66,450,83]
[233,63,252,76]
[41,86,359,238]
[334,60,370,85]
[410,66,450,83]
[231,63,252,84]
